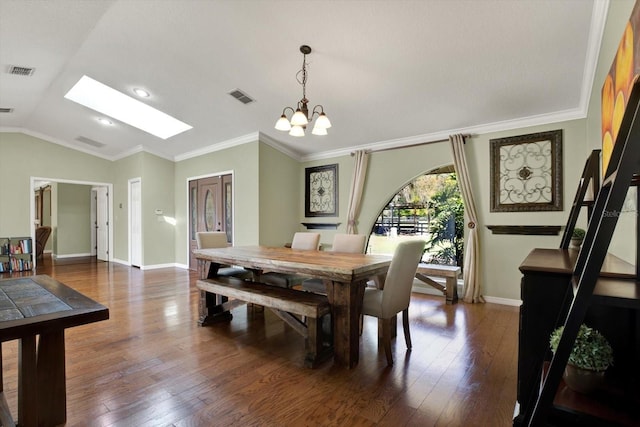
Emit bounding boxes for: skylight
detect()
[64,75,192,139]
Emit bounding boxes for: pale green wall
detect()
[174,141,260,266]
[258,143,300,246]
[303,120,587,301]
[300,155,355,248]
[110,152,175,266]
[56,183,92,256]
[112,152,143,262]
[465,120,587,300]
[141,152,175,266]
[586,0,636,263]
[0,133,112,237]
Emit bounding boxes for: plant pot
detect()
[563,364,606,394]
[570,238,583,248]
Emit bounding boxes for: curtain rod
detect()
[350,133,473,156]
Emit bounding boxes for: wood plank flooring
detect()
[0,258,519,426]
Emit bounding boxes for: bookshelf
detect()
[0,237,33,273]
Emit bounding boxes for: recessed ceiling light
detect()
[98,117,113,125]
[64,75,192,139]
[133,88,150,97]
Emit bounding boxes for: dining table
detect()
[193,245,392,368]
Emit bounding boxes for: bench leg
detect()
[304,314,333,368]
[445,276,459,305]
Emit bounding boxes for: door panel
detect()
[96,187,109,261]
[189,175,232,270]
[189,180,198,270]
[198,177,222,233]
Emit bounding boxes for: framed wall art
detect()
[490,129,563,212]
[305,164,338,217]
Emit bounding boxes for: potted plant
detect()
[570,227,586,248]
[549,324,614,393]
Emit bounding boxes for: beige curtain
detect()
[449,134,483,303]
[346,150,369,234]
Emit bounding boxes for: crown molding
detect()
[173,132,260,162]
[300,106,586,162]
[578,0,610,115]
[257,132,303,161]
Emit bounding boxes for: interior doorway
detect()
[31,177,113,266]
[188,173,233,270]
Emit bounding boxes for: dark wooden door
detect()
[189,175,231,270]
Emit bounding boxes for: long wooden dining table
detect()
[193,246,392,368]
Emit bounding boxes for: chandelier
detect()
[274,45,332,137]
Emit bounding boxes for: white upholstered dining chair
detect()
[301,233,367,294]
[262,232,321,288]
[362,239,425,366]
[195,231,249,278]
[289,232,321,250]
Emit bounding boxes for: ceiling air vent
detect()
[228,89,255,104]
[0,108,13,113]
[76,136,106,148]
[8,65,35,76]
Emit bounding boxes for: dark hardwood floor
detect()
[1,257,519,426]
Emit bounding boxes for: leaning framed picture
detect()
[305,164,338,217]
[490,129,563,212]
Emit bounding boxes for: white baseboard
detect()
[412,278,522,307]
[111,258,130,266]
[54,252,92,259]
[483,295,522,306]
[140,262,189,270]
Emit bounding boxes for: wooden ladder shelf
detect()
[525,80,640,426]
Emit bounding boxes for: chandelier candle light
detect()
[275,45,332,137]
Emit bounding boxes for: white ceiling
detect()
[0,0,605,162]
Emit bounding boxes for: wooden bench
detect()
[415,263,461,304]
[196,276,332,368]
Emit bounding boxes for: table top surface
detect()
[193,245,392,283]
[519,248,636,279]
[0,275,109,341]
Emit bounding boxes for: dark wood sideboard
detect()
[514,248,639,426]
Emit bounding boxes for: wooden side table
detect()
[0,275,109,427]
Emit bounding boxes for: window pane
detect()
[204,190,216,231]
[190,186,197,240]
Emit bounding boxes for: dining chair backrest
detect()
[196,231,229,249]
[331,234,367,254]
[291,232,321,250]
[380,240,425,318]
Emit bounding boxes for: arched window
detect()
[368,166,464,267]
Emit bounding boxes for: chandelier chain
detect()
[297,54,309,103]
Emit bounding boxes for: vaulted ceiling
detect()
[0,0,604,161]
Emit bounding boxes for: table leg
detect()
[37,330,66,426]
[446,276,459,304]
[0,343,15,427]
[327,280,366,368]
[198,289,233,326]
[18,336,37,427]
[197,260,233,326]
